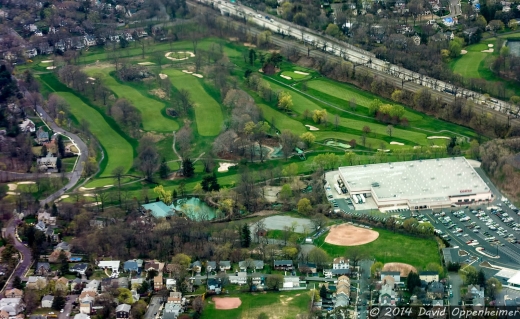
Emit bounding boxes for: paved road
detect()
[59,294,78,319]
[144,296,163,319]
[448,272,462,306]
[36,105,88,205]
[2,218,32,293]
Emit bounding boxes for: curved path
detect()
[2,218,32,293]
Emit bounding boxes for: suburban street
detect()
[59,294,78,319]
[144,296,163,319]
[2,218,32,293]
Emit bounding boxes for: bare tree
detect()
[135,135,160,182]
[112,166,125,206]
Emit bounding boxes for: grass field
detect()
[452,52,487,78]
[84,67,179,132]
[315,227,440,269]
[258,104,306,134]
[280,71,310,80]
[55,92,134,176]
[163,69,224,136]
[201,290,311,319]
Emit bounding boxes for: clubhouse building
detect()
[338,157,493,210]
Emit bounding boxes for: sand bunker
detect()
[46,66,57,70]
[427,136,450,139]
[137,62,155,65]
[84,202,101,207]
[18,181,35,185]
[159,73,168,80]
[481,49,494,53]
[294,71,309,75]
[182,70,193,74]
[87,77,96,81]
[165,51,195,61]
[325,224,379,246]
[41,60,54,63]
[103,185,113,188]
[213,297,242,310]
[7,184,17,191]
[218,162,237,172]
[377,149,390,152]
[192,73,203,78]
[280,74,292,80]
[243,43,256,48]
[382,262,417,277]
[59,195,69,200]
[488,44,494,48]
[83,194,95,197]
[390,141,404,146]
[305,125,319,131]
[79,187,95,191]
[6,192,19,195]
[460,50,467,55]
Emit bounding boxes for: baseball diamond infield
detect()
[213,297,242,310]
[324,224,379,246]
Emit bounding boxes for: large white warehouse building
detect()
[338,157,493,210]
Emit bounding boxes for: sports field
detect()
[56,92,134,176]
[84,67,179,132]
[163,69,224,136]
[315,227,440,269]
[201,290,311,319]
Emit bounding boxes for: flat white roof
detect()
[507,271,520,285]
[496,268,519,279]
[339,157,491,203]
[98,260,120,269]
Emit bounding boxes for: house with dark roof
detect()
[115,304,131,318]
[70,263,88,275]
[36,128,49,144]
[207,278,222,293]
[239,260,264,271]
[427,281,445,299]
[206,261,217,273]
[274,260,293,270]
[36,262,51,276]
[298,262,317,274]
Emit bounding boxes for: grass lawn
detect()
[452,52,487,78]
[55,92,134,176]
[163,69,224,136]
[201,290,311,319]
[258,104,306,134]
[315,227,440,269]
[84,67,179,132]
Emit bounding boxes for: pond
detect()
[142,197,219,220]
[507,41,520,57]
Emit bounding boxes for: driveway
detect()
[3,218,32,292]
[59,294,78,319]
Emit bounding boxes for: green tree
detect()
[182,158,194,177]
[279,184,293,201]
[159,158,171,179]
[486,277,502,300]
[297,198,312,215]
[13,276,23,289]
[266,274,284,290]
[52,293,66,310]
[370,261,384,277]
[308,247,330,270]
[171,254,191,269]
[278,91,293,111]
[325,24,340,37]
[406,271,421,292]
[241,224,251,248]
[57,135,65,158]
[319,284,328,299]
[368,99,382,115]
[300,132,316,148]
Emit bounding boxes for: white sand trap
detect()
[17,181,35,185]
[159,73,168,80]
[7,184,17,191]
[294,71,309,75]
[41,60,54,63]
[481,49,494,53]
[280,74,292,80]
[165,51,195,61]
[461,50,468,55]
[6,192,19,195]
[377,149,390,152]
[79,187,95,191]
[305,125,319,131]
[103,184,113,188]
[390,141,404,146]
[192,73,203,78]
[182,70,193,74]
[431,145,441,148]
[46,66,57,69]
[83,193,95,197]
[218,162,237,172]
[87,77,95,81]
[488,44,494,48]
[138,62,155,65]
[84,202,101,207]
[427,136,450,139]
[59,195,69,199]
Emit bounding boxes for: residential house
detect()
[167,292,182,305]
[35,262,51,276]
[144,260,164,273]
[335,275,350,308]
[379,280,398,306]
[37,211,56,226]
[0,298,23,315]
[154,274,163,291]
[89,219,105,229]
[239,260,264,272]
[229,272,247,285]
[49,249,71,263]
[163,303,182,319]
[43,139,57,155]
[333,257,350,270]
[83,35,96,47]
[219,261,231,271]
[115,304,131,318]
[70,263,89,275]
[26,276,48,290]
[206,261,216,273]
[323,268,351,278]
[166,278,176,290]
[380,271,400,283]
[79,290,97,302]
[35,221,47,232]
[273,260,293,271]
[190,261,201,274]
[74,314,90,319]
[55,241,71,252]
[427,281,445,299]
[41,295,54,308]
[207,278,222,294]
[283,276,300,288]
[19,119,36,133]
[86,279,100,291]
[298,262,317,274]
[468,285,485,306]
[37,155,58,171]
[420,271,439,283]
[123,260,139,273]
[80,300,92,315]
[97,260,120,271]
[36,128,49,144]
[4,289,23,299]
[131,290,140,302]
[55,277,69,292]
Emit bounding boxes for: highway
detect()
[192,0,520,126]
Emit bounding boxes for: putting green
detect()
[84,67,179,132]
[56,92,134,176]
[280,71,310,80]
[162,69,224,137]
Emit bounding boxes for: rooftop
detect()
[339,157,490,203]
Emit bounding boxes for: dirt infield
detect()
[324,224,379,246]
[213,297,242,310]
[382,262,417,277]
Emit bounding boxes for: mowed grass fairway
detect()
[280,71,310,80]
[84,67,179,132]
[163,69,224,136]
[452,52,486,78]
[56,92,134,176]
[258,104,306,134]
[201,290,311,319]
[316,227,440,269]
